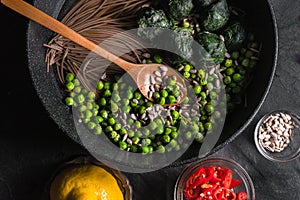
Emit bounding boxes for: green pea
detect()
[167,95,176,104]
[104,82,111,90]
[183,64,191,72]
[150,121,157,130]
[73,79,80,86]
[86,102,93,110]
[205,104,214,114]
[185,131,192,140]
[98,98,106,106]
[183,71,190,78]
[96,80,104,90]
[96,116,104,123]
[241,58,249,67]
[162,135,171,143]
[225,59,233,67]
[161,89,168,98]
[231,51,239,60]
[191,73,197,79]
[159,97,166,105]
[145,101,153,107]
[169,139,177,148]
[164,128,172,135]
[128,130,135,138]
[194,85,201,94]
[66,73,74,82]
[123,105,131,113]
[94,126,102,135]
[157,127,164,135]
[240,47,247,55]
[119,128,127,135]
[171,131,178,139]
[79,105,87,112]
[154,55,162,63]
[106,126,113,133]
[85,110,93,119]
[206,83,213,91]
[114,134,121,143]
[226,68,235,76]
[142,138,151,146]
[83,118,90,124]
[168,78,176,86]
[245,50,254,58]
[200,79,207,86]
[143,129,150,137]
[107,117,115,125]
[122,99,130,106]
[207,75,214,82]
[138,106,146,114]
[195,132,204,143]
[146,59,153,64]
[204,122,212,131]
[132,137,140,145]
[66,82,75,91]
[88,122,96,130]
[223,76,231,85]
[182,20,190,28]
[198,122,205,133]
[100,110,109,119]
[141,146,150,154]
[130,145,138,153]
[156,145,165,154]
[102,90,111,98]
[65,97,74,106]
[134,121,141,129]
[126,90,133,99]
[119,141,127,150]
[209,91,217,100]
[183,97,189,104]
[134,91,142,100]
[200,99,207,106]
[197,69,205,79]
[171,110,179,120]
[111,102,118,113]
[233,73,243,82]
[153,92,160,99]
[112,94,121,103]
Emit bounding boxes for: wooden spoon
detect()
[1,0,187,106]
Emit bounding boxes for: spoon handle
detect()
[1,0,133,71]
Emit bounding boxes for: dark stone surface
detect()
[0,0,299,200]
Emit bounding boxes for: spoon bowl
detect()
[1,0,187,106]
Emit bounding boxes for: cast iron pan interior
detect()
[27,0,278,168]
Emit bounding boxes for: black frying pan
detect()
[27,0,278,169]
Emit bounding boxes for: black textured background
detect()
[1,0,300,199]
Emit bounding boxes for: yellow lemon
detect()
[50,164,124,200]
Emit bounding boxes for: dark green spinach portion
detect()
[201,0,229,32]
[137,7,172,40]
[172,28,194,60]
[196,32,226,65]
[194,0,218,7]
[222,22,246,50]
[164,0,194,21]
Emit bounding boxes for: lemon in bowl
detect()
[47,156,131,200]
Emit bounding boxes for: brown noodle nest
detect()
[44,0,151,91]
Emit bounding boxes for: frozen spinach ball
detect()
[164,0,194,21]
[172,28,194,60]
[223,22,246,50]
[201,0,229,32]
[137,7,172,40]
[194,0,218,7]
[196,32,226,65]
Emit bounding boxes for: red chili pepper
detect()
[184,165,247,200]
[229,179,242,189]
[221,169,232,188]
[237,192,248,200]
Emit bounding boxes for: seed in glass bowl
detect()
[257,112,298,152]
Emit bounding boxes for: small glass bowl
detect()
[43,155,131,200]
[174,156,255,200]
[254,110,300,162]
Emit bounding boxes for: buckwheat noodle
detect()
[44,0,150,90]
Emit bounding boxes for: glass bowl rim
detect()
[254,110,300,162]
[174,156,255,200]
